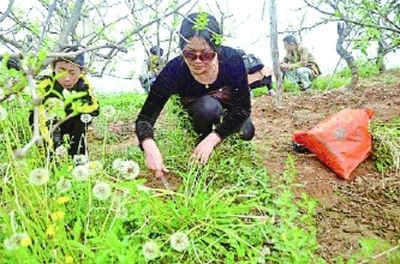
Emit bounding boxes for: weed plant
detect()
[370,118,400,173]
[0,60,322,263]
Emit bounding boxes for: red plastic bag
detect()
[293,108,375,180]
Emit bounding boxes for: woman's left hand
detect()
[191,132,222,165]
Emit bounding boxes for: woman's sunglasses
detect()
[182,50,216,63]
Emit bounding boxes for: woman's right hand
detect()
[142,138,169,178]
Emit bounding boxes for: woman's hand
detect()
[191,132,222,165]
[142,138,169,178]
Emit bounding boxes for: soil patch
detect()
[251,72,400,261]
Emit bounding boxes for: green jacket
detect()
[284,43,321,79]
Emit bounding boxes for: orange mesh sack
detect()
[293,108,375,180]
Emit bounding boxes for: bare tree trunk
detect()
[269,0,283,108]
[57,0,85,48]
[336,22,358,92]
[43,0,85,66]
[376,37,387,73]
[0,0,15,23]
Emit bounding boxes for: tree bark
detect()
[0,0,15,23]
[269,0,283,108]
[336,22,358,92]
[376,38,387,73]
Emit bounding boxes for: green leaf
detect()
[37,50,47,63]
[72,220,83,241]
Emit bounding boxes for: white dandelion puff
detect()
[4,232,29,251]
[142,240,160,260]
[119,160,140,180]
[257,257,266,264]
[112,158,124,172]
[92,181,112,201]
[28,168,50,186]
[73,155,87,166]
[170,231,190,252]
[102,105,116,118]
[261,246,271,256]
[55,146,68,157]
[80,114,92,124]
[4,237,19,251]
[0,106,8,121]
[110,195,122,210]
[72,165,89,181]
[56,179,72,193]
[85,160,103,177]
[116,207,128,220]
[0,88,5,100]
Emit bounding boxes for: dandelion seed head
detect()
[142,240,160,260]
[56,179,72,193]
[261,245,271,256]
[0,106,8,121]
[80,114,92,124]
[116,207,128,220]
[92,181,112,201]
[55,146,68,157]
[85,160,103,177]
[102,105,116,118]
[112,158,124,172]
[170,231,190,252]
[110,195,123,210]
[4,232,30,250]
[72,165,89,181]
[28,168,50,186]
[119,160,140,180]
[73,155,87,166]
[257,256,266,264]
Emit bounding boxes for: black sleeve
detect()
[135,58,179,145]
[214,48,251,139]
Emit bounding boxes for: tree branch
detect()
[0,0,15,23]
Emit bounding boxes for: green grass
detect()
[0,60,399,263]
[0,70,322,263]
[370,118,400,173]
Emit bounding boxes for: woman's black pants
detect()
[186,95,255,141]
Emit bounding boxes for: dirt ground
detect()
[251,71,400,262]
[94,71,400,262]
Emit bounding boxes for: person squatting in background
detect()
[29,47,99,158]
[139,46,166,93]
[237,49,276,96]
[280,35,321,92]
[135,12,255,178]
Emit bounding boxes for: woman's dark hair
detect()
[178,12,222,52]
[283,35,297,45]
[150,46,164,56]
